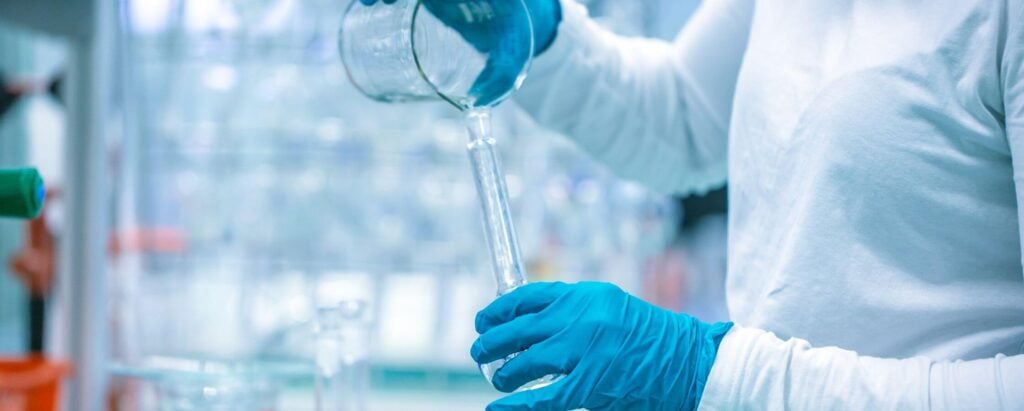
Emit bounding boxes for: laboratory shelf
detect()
[108,356,501,410]
[108,356,493,392]
[278,387,499,411]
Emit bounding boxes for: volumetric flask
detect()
[339,0,533,109]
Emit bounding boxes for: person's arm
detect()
[698,327,1024,410]
[703,5,1024,408]
[514,0,753,195]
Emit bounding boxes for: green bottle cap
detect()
[0,168,45,219]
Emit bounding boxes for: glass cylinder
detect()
[314,301,370,411]
[465,110,562,390]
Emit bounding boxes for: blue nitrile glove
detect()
[358,0,561,106]
[471,282,733,411]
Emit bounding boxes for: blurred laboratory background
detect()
[0,0,727,409]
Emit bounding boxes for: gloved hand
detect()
[357,0,561,106]
[471,282,733,411]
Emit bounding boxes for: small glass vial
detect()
[315,300,370,411]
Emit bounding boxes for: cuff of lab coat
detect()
[697,325,937,410]
[696,325,757,410]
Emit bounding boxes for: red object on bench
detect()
[0,356,70,411]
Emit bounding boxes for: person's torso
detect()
[726,0,1024,360]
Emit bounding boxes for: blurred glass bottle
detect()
[315,300,370,411]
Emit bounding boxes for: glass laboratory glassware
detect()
[154,378,279,411]
[466,110,558,390]
[315,301,370,411]
[338,0,533,108]
[339,0,558,390]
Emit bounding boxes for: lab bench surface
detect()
[280,388,499,411]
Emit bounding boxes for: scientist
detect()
[362,0,1024,409]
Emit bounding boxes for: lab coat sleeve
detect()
[698,326,1024,410]
[512,0,753,195]
[1007,0,1024,281]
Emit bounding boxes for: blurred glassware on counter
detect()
[109,357,303,411]
[155,378,279,411]
[315,301,370,411]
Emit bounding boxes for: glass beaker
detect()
[338,0,533,109]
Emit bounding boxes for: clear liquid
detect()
[480,354,562,391]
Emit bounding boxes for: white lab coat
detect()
[514,0,1024,408]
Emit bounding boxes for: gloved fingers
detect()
[476,282,571,333]
[490,340,578,393]
[467,52,523,107]
[486,375,578,411]
[471,312,562,364]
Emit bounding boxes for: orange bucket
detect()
[0,356,70,411]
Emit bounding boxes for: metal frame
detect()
[0,1,114,410]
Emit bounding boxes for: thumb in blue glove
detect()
[471,282,733,411]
